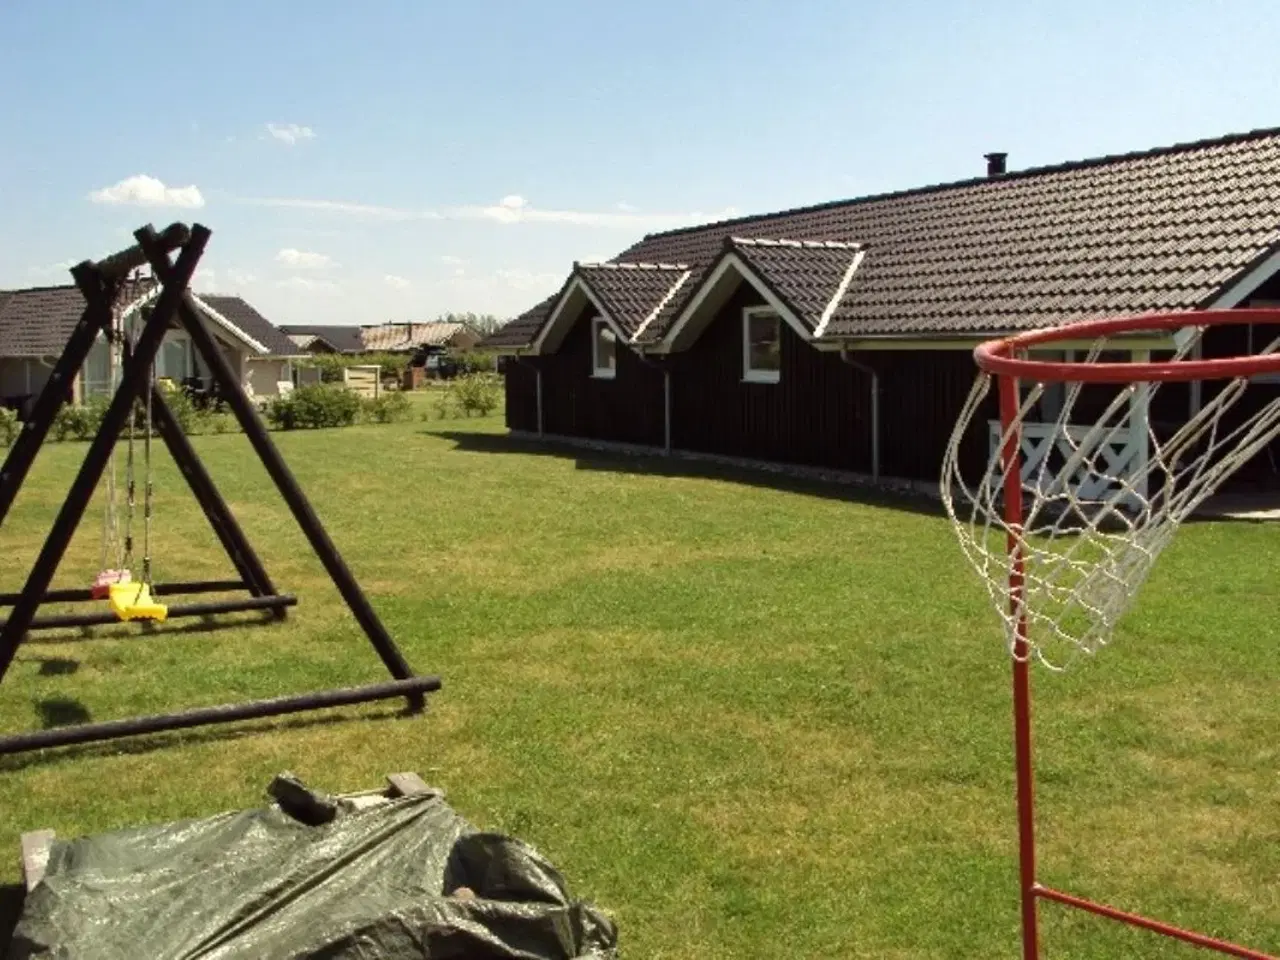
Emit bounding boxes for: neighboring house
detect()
[483,126,1280,492]
[278,325,366,355]
[358,321,480,355]
[0,284,304,415]
[278,322,480,370]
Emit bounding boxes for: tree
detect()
[437,312,505,337]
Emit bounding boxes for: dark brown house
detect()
[484,128,1280,491]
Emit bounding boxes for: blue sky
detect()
[2,0,1279,326]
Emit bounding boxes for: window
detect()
[742,307,781,383]
[157,335,191,382]
[83,335,113,397]
[591,317,617,378]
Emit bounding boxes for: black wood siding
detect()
[537,302,665,446]
[501,282,998,485]
[504,358,538,432]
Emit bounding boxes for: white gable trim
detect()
[655,252,811,354]
[189,294,270,355]
[812,249,865,340]
[531,276,628,355]
[1206,245,1280,308]
[631,269,691,343]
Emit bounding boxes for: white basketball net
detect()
[942,324,1280,670]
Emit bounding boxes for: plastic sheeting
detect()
[7,776,617,959]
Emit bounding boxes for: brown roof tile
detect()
[358,321,474,352]
[278,324,365,353]
[727,238,863,334]
[575,262,691,339]
[197,295,301,356]
[488,126,1280,347]
[0,286,87,357]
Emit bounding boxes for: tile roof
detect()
[358,321,473,352]
[486,126,1280,348]
[197,295,302,356]
[725,238,863,335]
[483,295,558,349]
[0,285,88,357]
[574,262,691,339]
[278,324,365,353]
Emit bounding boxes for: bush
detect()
[264,384,362,430]
[0,407,18,446]
[53,397,106,441]
[158,380,197,434]
[302,352,410,386]
[362,390,413,424]
[434,373,501,419]
[448,350,497,376]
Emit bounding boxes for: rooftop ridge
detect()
[731,236,862,250]
[639,124,1280,244]
[577,260,689,271]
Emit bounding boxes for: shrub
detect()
[435,373,501,419]
[53,398,105,441]
[302,352,411,386]
[157,380,197,434]
[362,390,413,424]
[264,384,362,430]
[208,411,237,435]
[0,407,18,446]
[448,350,497,376]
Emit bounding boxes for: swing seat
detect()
[108,581,168,622]
[90,569,131,600]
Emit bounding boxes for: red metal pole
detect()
[1035,887,1278,959]
[998,373,1040,960]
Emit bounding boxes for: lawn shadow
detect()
[35,697,91,729]
[0,704,415,774]
[22,610,282,647]
[435,430,946,518]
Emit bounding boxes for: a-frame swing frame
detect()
[0,223,441,756]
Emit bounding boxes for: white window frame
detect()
[742,306,781,384]
[591,316,617,379]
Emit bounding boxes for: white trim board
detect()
[812,249,865,340]
[531,276,628,355]
[1206,246,1280,308]
[189,294,270,355]
[656,252,812,354]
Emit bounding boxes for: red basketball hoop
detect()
[942,307,1280,960]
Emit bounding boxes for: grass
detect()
[0,405,1277,958]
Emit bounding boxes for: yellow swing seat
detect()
[108,581,168,622]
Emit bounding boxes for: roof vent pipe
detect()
[985,152,1008,177]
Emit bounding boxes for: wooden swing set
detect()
[0,223,441,756]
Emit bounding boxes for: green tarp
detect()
[7,776,617,959]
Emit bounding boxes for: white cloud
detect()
[191,267,218,292]
[241,196,439,222]
[276,248,335,270]
[460,196,739,229]
[192,266,257,293]
[277,276,338,292]
[265,123,316,145]
[616,201,638,213]
[440,254,468,265]
[237,193,737,230]
[383,274,411,290]
[495,267,562,292]
[89,174,205,209]
[26,259,78,280]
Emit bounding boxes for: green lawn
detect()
[1,408,1277,958]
